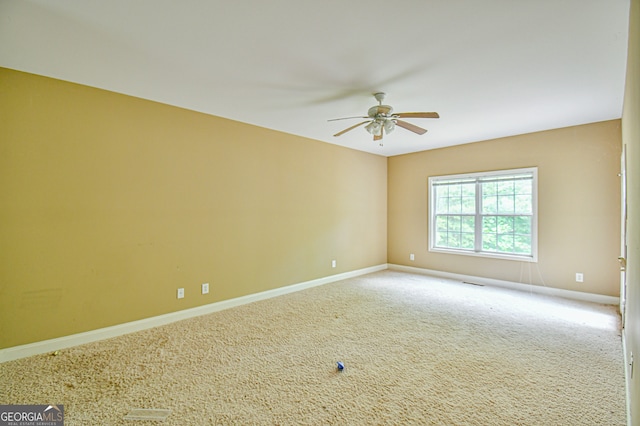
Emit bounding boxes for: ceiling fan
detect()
[328,92,439,145]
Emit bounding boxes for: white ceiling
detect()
[0,0,630,156]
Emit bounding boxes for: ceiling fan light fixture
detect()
[365,121,382,136]
[384,120,395,134]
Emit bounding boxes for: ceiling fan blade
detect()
[396,119,428,135]
[333,121,370,137]
[328,116,369,122]
[395,112,440,119]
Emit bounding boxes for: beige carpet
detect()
[0,271,627,425]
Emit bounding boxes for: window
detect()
[428,168,537,261]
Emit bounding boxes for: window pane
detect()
[436,196,449,214]
[448,197,462,214]
[461,232,475,249]
[448,215,461,231]
[482,195,497,214]
[482,216,497,234]
[482,182,497,196]
[497,216,514,234]
[448,232,461,248]
[515,195,531,214]
[461,183,475,197]
[514,235,531,254]
[497,234,514,252]
[497,195,515,213]
[513,216,531,234]
[436,216,448,232]
[515,179,531,195]
[461,216,475,233]
[461,196,475,214]
[498,181,514,195]
[482,233,497,251]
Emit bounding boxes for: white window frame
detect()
[428,167,538,262]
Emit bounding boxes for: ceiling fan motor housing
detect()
[368,105,394,119]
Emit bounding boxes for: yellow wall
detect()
[622,0,639,421]
[388,121,622,296]
[0,68,388,349]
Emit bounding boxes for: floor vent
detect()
[462,281,485,287]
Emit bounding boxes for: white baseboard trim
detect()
[0,264,387,363]
[388,264,620,305]
[622,329,632,426]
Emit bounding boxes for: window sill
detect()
[429,247,537,263]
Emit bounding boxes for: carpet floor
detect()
[0,271,627,425]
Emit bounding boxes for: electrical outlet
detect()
[410,253,415,261]
[331,259,337,268]
[576,273,584,282]
[201,283,209,295]
[177,288,184,299]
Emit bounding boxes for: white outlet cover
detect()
[202,283,209,294]
[331,260,336,268]
[177,288,184,299]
